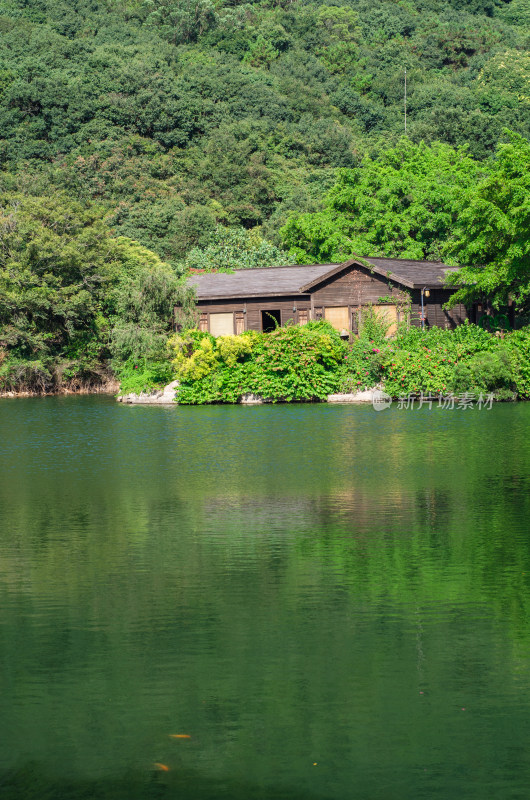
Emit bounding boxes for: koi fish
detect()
[169,734,191,739]
[154,763,170,772]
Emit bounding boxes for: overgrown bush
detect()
[336,306,396,391]
[118,320,530,403]
[506,328,530,398]
[172,321,346,404]
[358,305,394,345]
[382,345,457,396]
[453,349,514,398]
[339,320,520,399]
[339,340,385,392]
[244,322,345,401]
[0,357,53,394]
[169,331,219,381]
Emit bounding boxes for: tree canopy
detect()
[0,192,192,391]
[0,0,528,260]
[178,225,286,274]
[280,141,485,263]
[445,132,530,311]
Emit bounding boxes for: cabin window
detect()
[261,309,281,332]
[324,306,349,332]
[314,307,323,321]
[373,305,398,337]
[198,313,208,332]
[209,312,234,337]
[235,312,245,335]
[298,309,309,326]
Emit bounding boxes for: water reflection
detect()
[0,761,332,800]
[1,398,530,798]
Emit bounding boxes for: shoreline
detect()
[0,381,119,398]
[1,385,522,404]
[116,386,521,406]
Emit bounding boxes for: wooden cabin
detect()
[181,256,468,336]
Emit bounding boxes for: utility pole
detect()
[404,68,407,135]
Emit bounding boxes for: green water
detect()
[1,397,530,799]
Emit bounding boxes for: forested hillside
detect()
[0,0,529,391]
[1,0,529,255]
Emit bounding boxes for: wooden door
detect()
[235,312,245,335]
[298,310,309,325]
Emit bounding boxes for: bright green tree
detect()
[281,140,484,263]
[316,6,360,74]
[445,132,530,310]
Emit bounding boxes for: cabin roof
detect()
[357,257,459,289]
[188,263,338,299]
[188,256,459,300]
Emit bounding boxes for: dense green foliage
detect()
[0,0,528,258]
[164,319,530,403]
[283,133,530,313]
[170,322,346,403]
[281,140,484,262]
[444,132,530,310]
[0,192,193,392]
[354,320,530,399]
[178,225,286,273]
[0,0,529,391]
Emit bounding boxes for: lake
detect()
[1,396,530,799]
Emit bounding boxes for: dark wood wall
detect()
[196,296,311,332]
[410,289,468,329]
[184,265,469,333]
[310,267,468,329]
[311,265,400,306]
[310,265,408,332]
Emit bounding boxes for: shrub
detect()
[118,321,530,403]
[381,322,503,397]
[168,331,219,381]
[382,345,456,396]
[358,305,393,345]
[0,357,53,393]
[216,334,254,367]
[453,349,514,398]
[174,321,346,404]
[244,322,345,401]
[116,359,174,395]
[506,328,530,398]
[339,340,385,392]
